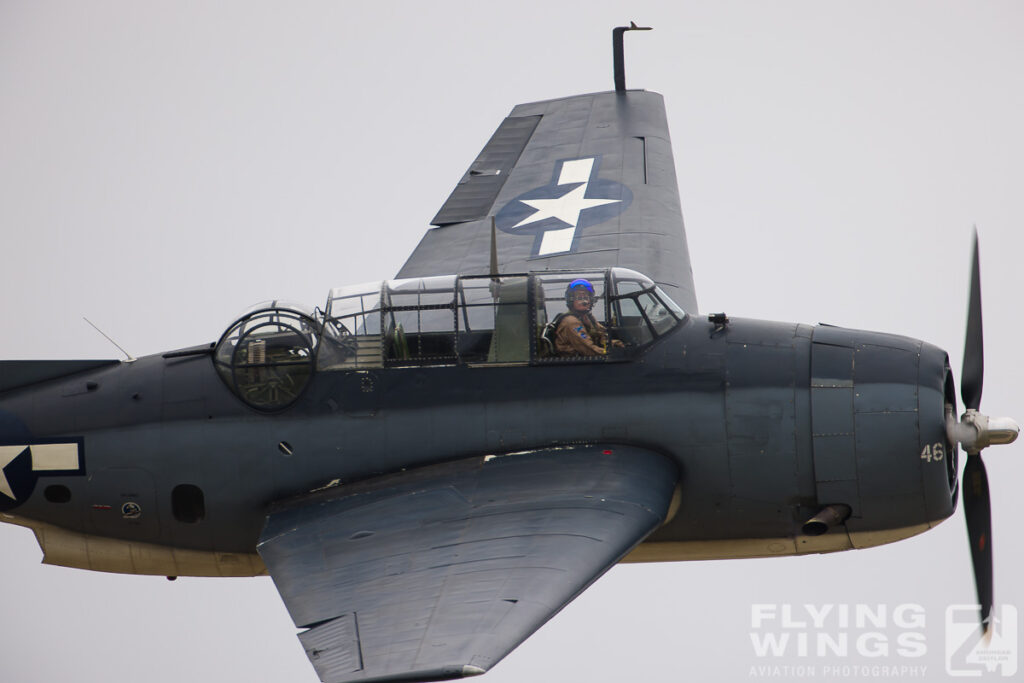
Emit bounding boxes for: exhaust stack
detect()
[802,504,852,536]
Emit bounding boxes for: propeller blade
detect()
[961,230,984,411]
[963,453,993,631]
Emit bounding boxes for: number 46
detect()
[921,442,945,462]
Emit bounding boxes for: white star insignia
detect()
[512,183,621,230]
[510,157,622,255]
[0,443,81,501]
[0,446,28,500]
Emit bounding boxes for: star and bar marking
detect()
[0,442,83,502]
[495,156,633,257]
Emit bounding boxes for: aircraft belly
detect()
[622,526,935,563]
[1,514,266,576]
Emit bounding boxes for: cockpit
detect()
[214,268,687,410]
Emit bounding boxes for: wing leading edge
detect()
[398,90,699,313]
[257,446,678,683]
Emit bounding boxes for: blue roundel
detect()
[495,156,632,256]
[0,430,85,512]
[0,446,34,511]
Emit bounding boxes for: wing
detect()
[257,446,678,683]
[398,90,699,313]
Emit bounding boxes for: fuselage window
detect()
[609,275,685,343]
[535,272,613,361]
[212,271,690,412]
[456,276,530,364]
[611,296,655,347]
[214,305,319,411]
[312,269,687,375]
[655,285,687,320]
[383,276,458,365]
[171,484,206,523]
[44,484,72,503]
[319,286,384,370]
[638,291,677,336]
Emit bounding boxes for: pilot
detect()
[555,279,623,356]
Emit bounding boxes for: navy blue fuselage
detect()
[0,313,957,573]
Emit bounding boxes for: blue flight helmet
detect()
[565,278,596,310]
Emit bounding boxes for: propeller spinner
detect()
[945,231,1020,633]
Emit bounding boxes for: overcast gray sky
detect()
[2,2,1023,682]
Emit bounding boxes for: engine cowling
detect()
[807,325,957,548]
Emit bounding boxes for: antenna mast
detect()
[613,22,652,92]
[83,317,136,362]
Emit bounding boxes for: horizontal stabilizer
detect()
[0,360,119,394]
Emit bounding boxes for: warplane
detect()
[0,25,1018,683]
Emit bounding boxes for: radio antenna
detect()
[613,22,652,92]
[83,317,136,362]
